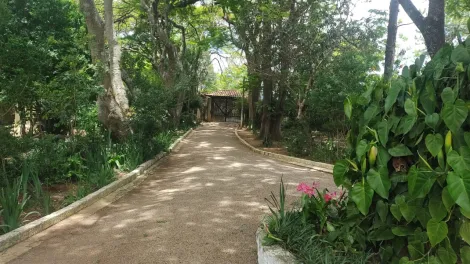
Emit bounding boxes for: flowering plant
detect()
[296,182,347,235]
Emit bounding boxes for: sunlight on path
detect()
[1,123,334,264]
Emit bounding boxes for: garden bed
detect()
[235,129,333,174]
[237,128,347,164]
[0,128,194,251]
[236,128,289,155]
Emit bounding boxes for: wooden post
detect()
[225,98,228,122]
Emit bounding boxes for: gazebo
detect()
[202,90,242,122]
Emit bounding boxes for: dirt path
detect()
[1,123,335,264]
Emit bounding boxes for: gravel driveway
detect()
[1,123,334,264]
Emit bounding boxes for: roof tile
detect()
[205,90,241,98]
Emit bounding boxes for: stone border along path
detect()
[256,228,296,264]
[235,129,334,174]
[0,128,193,252]
[1,122,335,264]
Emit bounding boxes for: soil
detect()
[236,128,289,156]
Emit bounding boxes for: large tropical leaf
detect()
[465,132,470,147]
[333,160,349,186]
[377,120,389,147]
[364,103,379,124]
[420,81,437,115]
[427,219,448,247]
[356,139,369,160]
[442,187,455,212]
[451,44,470,64]
[367,167,391,199]
[385,79,404,113]
[388,144,413,157]
[447,147,470,173]
[425,113,440,129]
[408,166,436,198]
[429,194,447,221]
[396,195,416,222]
[390,204,402,221]
[461,247,470,264]
[351,181,374,215]
[447,170,470,212]
[377,146,391,168]
[376,200,388,222]
[437,244,457,264]
[441,87,456,105]
[395,115,417,135]
[460,220,470,245]
[441,99,468,134]
[425,133,444,157]
[404,99,417,116]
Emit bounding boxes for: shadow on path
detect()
[2,122,334,264]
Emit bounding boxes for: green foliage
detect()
[0,177,37,233]
[204,56,246,92]
[333,42,470,262]
[28,166,52,215]
[264,180,369,264]
[282,120,347,163]
[62,184,92,207]
[0,0,98,134]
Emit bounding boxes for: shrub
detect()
[283,121,347,163]
[264,180,369,264]
[333,43,470,262]
[0,177,38,233]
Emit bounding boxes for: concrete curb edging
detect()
[257,228,296,264]
[235,129,333,174]
[0,128,194,252]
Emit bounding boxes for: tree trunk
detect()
[173,91,185,127]
[247,71,260,128]
[297,99,305,119]
[398,0,445,57]
[80,0,130,140]
[384,0,399,81]
[259,14,274,144]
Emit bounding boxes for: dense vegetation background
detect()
[2,2,470,262]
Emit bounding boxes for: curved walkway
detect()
[1,123,334,264]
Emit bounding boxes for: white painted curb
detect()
[235,129,333,174]
[257,228,296,264]
[0,128,194,252]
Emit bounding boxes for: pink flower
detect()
[324,193,333,202]
[297,182,309,192]
[324,192,337,202]
[296,182,315,197]
[312,181,320,189]
[304,188,315,197]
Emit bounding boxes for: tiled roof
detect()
[205,90,241,98]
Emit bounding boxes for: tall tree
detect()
[384,0,399,81]
[80,0,130,139]
[139,0,204,127]
[221,0,262,128]
[398,0,445,57]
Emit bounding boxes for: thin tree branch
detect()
[168,19,186,58]
[173,0,199,8]
[210,58,224,73]
[397,22,413,27]
[397,0,425,31]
